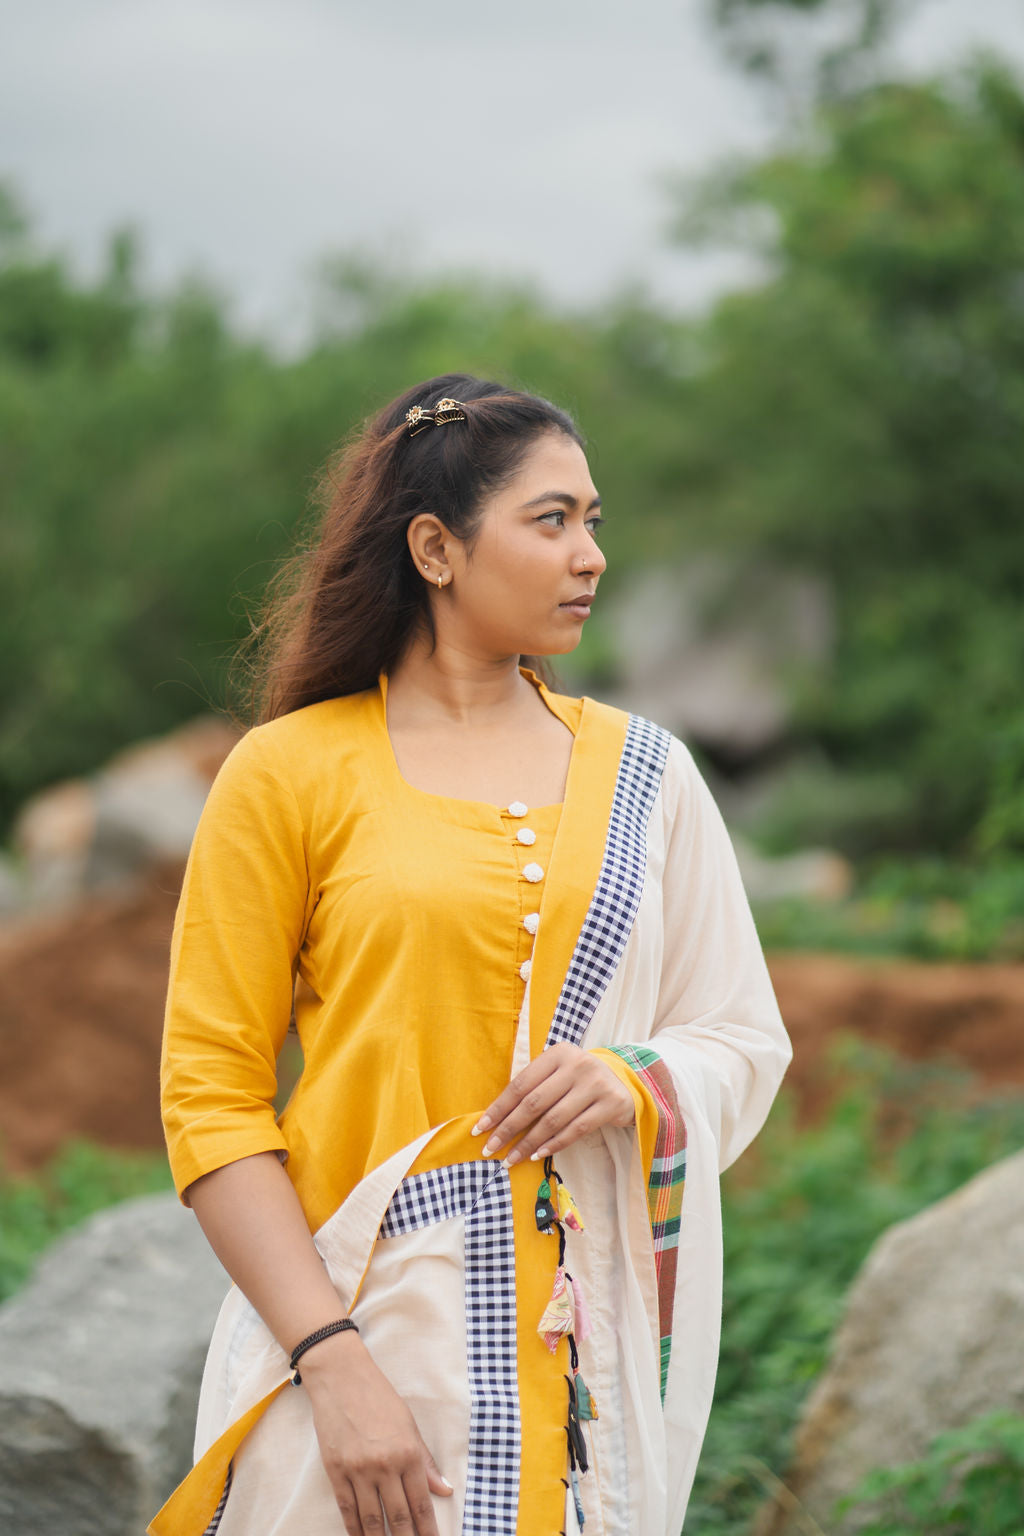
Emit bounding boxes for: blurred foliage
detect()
[754,853,1024,960]
[666,59,1024,861]
[0,181,694,833]
[837,1409,1024,1535]
[2,53,1023,874]
[688,1042,1024,1533]
[707,0,915,101]
[0,1140,171,1304]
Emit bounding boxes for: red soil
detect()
[1,873,1022,1173]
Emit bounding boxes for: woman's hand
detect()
[187,1153,452,1534]
[472,1044,635,1166]
[300,1329,452,1536]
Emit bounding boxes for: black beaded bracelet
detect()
[289,1318,359,1384]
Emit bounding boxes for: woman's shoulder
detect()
[214,690,381,796]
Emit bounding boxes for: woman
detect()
[153,374,791,1536]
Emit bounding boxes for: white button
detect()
[523,912,540,935]
[507,800,528,817]
[522,862,544,883]
[519,959,532,982]
[516,827,537,846]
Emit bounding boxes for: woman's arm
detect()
[188,1152,452,1536]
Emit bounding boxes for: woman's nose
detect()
[574,541,607,577]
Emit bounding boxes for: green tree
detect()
[664,60,1024,855]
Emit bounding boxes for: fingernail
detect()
[482,1140,497,1157]
[472,1115,491,1136]
[505,1149,521,1167]
[531,1147,549,1162]
[441,1476,453,1491]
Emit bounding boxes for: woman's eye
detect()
[537,510,566,527]
[586,516,605,536]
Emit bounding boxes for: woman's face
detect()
[441,431,607,659]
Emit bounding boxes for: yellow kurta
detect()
[161,673,578,1233]
[156,669,792,1536]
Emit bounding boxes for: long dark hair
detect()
[235,373,584,723]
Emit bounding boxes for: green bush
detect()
[753,854,1024,960]
[837,1410,1024,1536]
[686,1044,1024,1533]
[0,1140,171,1303]
[5,57,1024,869]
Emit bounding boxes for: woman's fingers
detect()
[473,1052,562,1152]
[478,1068,573,1158]
[379,1469,440,1536]
[403,1465,448,1532]
[474,1047,634,1161]
[346,1466,440,1536]
[334,1476,364,1535]
[308,1343,449,1535]
[503,1088,598,1166]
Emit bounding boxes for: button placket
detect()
[506,801,543,992]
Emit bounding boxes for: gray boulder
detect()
[602,557,834,759]
[0,1193,229,1535]
[756,1149,1024,1534]
[10,715,240,914]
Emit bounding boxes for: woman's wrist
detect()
[290,1317,360,1383]
[293,1325,366,1388]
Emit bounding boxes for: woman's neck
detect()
[386,639,538,728]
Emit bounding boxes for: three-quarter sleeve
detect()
[160,727,313,1202]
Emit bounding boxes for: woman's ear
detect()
[407,513,453,585]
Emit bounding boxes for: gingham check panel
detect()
[379,1160,499,1237]
[378,1160,520,1536]
[546,713,671,1051]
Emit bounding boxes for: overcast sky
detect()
[3,0,1023,340]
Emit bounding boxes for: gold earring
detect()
[437,575,443,589]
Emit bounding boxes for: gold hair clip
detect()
[406,397,467,436]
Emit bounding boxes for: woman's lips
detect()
[559,595,594,620]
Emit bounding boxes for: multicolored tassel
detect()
[537,1158,594,1516]
[574,1371,599,1422]
[570,1274,592,1343]
[565,1378,589,1473]
[535,1176,558,1233]
[538,1265,575,1351]
[570,1463,585,1528]
[556,1178,585,1232]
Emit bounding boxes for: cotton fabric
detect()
[154,672,791,1535]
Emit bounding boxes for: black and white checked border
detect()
[379,1160,520,1536]
[546,713,671,1051]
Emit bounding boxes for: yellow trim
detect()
[147,1384,290,1535]
[590,1048,660,1184]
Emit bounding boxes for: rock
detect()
[10,715,240,913]
[755,1149,1024,1535]
[602,557,834,760]
[11,779,96,910]
[86,746,213,891]
[0,1193,230,1534]
[0,853,23,917]
[732,835,853,904]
